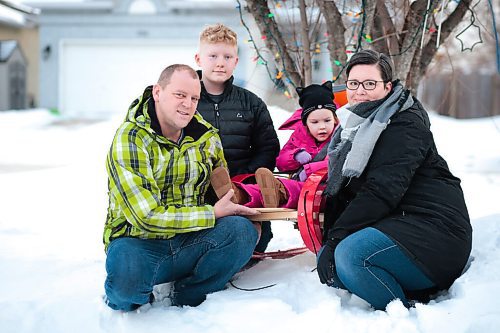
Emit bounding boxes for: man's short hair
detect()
[199,23,237,46]
[157,64,198,87]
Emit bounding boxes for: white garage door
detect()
[59,39,198,118]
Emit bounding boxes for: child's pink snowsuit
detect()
[235,108,338,209]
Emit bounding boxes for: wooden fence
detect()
[418,72,500,119]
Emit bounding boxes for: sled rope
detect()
[229,281,277,291]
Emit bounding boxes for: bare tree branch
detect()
[245,0,302,92]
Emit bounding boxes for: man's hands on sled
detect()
[214,189,258,218]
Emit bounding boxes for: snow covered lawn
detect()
[0,108,499,333]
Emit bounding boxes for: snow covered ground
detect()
[0,107,499,333]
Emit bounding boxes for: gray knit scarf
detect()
[324,81,414,197]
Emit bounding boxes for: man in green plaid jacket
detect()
[103,64,259,311]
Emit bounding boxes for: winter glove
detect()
[317,239,340,286]
[298,169,308,182]
[294,150,312,165]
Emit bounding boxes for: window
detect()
[313,60,321,71]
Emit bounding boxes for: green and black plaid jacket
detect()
[103,86,226,250]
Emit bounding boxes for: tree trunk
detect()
[245,0,302,95]
[418,0,472,77]
[407,50,422,95]
[396,0,430,86]
[316,0,347,83]
[358,0,378,50]
[371,0,400,57]
[299,0,313,86]
[407,0,471,93]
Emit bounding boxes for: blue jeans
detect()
[332,227,435,310]
[104,216,258,311]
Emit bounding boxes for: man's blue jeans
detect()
[104,216,258,311]
[331,227,436,310]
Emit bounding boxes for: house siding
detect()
[37,7,268,117]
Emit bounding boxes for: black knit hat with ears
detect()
[296,81,336,125]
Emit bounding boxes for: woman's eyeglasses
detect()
[346,80,386,90]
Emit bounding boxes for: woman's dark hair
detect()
[345,50,393,83]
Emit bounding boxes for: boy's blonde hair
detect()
[199,23,237,46]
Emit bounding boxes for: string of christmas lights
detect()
[237,0,485,96]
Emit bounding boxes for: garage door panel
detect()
[60,40,197,118]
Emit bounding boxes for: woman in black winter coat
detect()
[316,50,472,310]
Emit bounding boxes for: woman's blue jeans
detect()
[104,216,258,311]
[331,227,435,310]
